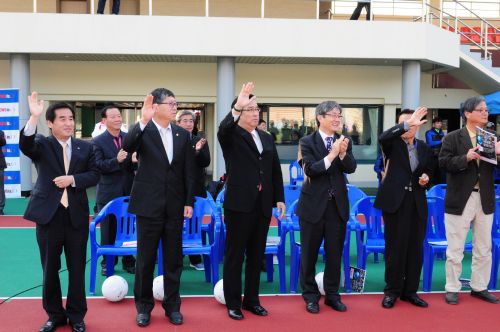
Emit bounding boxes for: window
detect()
[263,104,383,163]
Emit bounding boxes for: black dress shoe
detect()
[227,309,244,320]
[382,295,397,309]
[325,299,347,312]
[123,265,136,274]
[39,320,67,332]
[400,295,428,308]
[306,302,319,314]
[471,290,500,304]
[445,292,459,305]
[167,312,183,325]
[70,321,86,332]
[136,313,151,327]
[242,304,268,316]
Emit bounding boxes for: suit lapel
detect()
[171,124,182,163]
[459,126,478,169]
[146,121,169,165]
[49,136,65,174]
[68,137,80,174]
[313,131,328,157]
[238,126,260,155]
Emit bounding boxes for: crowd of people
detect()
[19,87,500,332]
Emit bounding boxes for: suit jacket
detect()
[374,123,433,220]
[217,111,284,218]
[439,126,497,215]
[0,130,6,169]
[295,131,357,223]
[191,134,210,198]
[123,121,195,219]
[20,128,100,228]
[92,130,135,206]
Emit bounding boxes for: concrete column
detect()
[10,53,32,194]
[215,57,235,179]
[401,60,421,110]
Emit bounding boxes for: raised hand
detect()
[140,94,156,124]
[195,138,206,151]
[234,82,256,111]
[407,107,428,127]
[339,136,349,156]
[28,91,44,118]
[495,137,500,155]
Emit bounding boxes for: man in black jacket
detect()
[123,88,195,326]
[218,82,285,320]
[176,109,210,270]
[374,107,433,309]
[296,101,357,314]
[439,96,500,305]
[20,92,99,332]
[92,104,136,276]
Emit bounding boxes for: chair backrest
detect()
[495,184,500,197]
[284,184,301,208]
[289,160,304,185]
[493,197,500,239]
[427,184,447,199]
[99,196,136,245]
[352,196,383,240]
[287,199,300,234]
[215,188,225,216]
[425,196,446,240]
[183,196,207,245]
[347,184,367,208]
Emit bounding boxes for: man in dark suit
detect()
[0,129,6,215]
[20,92,99,332]
[176,109,210,270]
[92,104,136,276]
[218,82,285,320]
[374,108,432,309]
[296,101,356,314]
[439,96,500,305]
[123,88,195,326]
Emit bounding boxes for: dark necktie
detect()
[113,136,121,150]
[325,136,335,199]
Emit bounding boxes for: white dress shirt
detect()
[140,119,173,162]
[232,109,263,154]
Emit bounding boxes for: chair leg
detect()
[422,246,431,292]
[203,254,211,283]
[374,253,379,264]
[89,253,99,295]
[343,233,351,293]
[290,246,300,293]
[157,242,163,276]
[105,255,115,277]
[488,245,499,290]
[278,249,287,293]
[266,254,274,282]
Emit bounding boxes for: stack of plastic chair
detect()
[265,204,290,293]
[288,200,352,293]
[350,196,384,269]
[158,196,222,285]
[347,184,368,263]
[422,196,473,292]
[488,197,500,290]
[289,160,304,185]
[215,188,226,260]
[89,196,136,295]
[460,26,472,43]
[427,184,447,199]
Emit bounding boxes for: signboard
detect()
[0,89,21,197]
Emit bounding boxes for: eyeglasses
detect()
[157,101,179,108]
[472,108,489,113]
[243,107,261,113]
[179,119,194,123]
[324,113,343,119]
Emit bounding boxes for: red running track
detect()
[0,293,498,332]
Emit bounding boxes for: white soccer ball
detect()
[153,275,164,301]
[102,275,128,302]
[315,272,325,296]
[213,279,225,305]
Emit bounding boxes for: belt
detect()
[472,188,480,192]
[404,186,413,192]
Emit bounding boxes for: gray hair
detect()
[462,96,485,114]
[176,110,195,123]
[315,101,342,127]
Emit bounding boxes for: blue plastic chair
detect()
[289,160,304,185]
[488,197,500,290]
[89,196,136,295]
[427,184,447,199]
[157,196,222,286]
[347,185,368,264]
[264,208,289,293]
[288,200,352,293]
[350,196,384,269]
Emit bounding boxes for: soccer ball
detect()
[214,279,225,305]
[153,275,164,301]
[102,275,128,302]
[315,272,325,296]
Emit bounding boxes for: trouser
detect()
[445,192,493,292]
[97,0,120,14]
[350,2,371,20]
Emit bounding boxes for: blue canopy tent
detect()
[485,91,500,115]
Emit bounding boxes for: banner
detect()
[0,89,21,198]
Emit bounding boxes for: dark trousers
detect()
[134,215,183,315]
[97,202,135,268]
[223,198,270,309]
[383,191,427,297]
[36,206,88,324]
[350,2,371,20]
[300,199,347,303]
[0,169,4,211]
[97,0,120,14]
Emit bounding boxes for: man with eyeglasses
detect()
[218,82,285,320]
[296,101,356,314]
[439,96,500,305]
[123,88,195,326]
[176,109,210,271]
